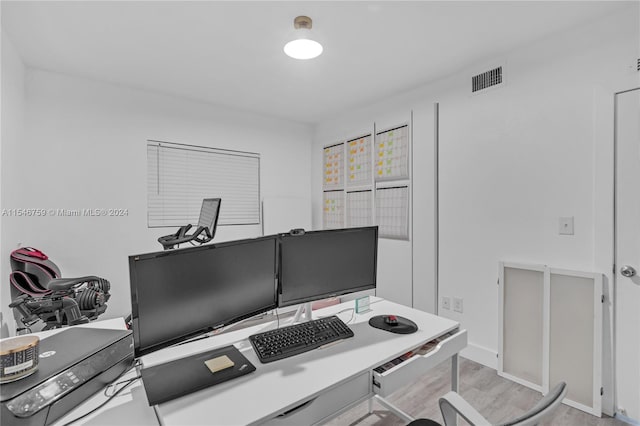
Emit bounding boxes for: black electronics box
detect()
[1,327,133,426]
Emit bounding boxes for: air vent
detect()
[472,66,503,93]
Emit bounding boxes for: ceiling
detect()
[1,1,630,124]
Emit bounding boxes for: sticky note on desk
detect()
[204,355,235,374]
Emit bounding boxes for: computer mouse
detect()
[384,315,398,325]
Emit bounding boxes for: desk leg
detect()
[372,395,414,423]
[451,354,459,426]
[451,353,459,392]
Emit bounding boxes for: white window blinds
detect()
[147,140,260,227]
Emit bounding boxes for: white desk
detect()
[53,298,466,425]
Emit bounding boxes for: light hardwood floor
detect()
[329,358,628,426]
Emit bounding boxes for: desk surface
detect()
[49,298,460,426]
[151,298,460,425]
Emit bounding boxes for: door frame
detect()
[613,87,640,421]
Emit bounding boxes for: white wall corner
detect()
[460,342,498,370]
[1,29,26,337]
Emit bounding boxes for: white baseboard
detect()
[615,413,640,426]
[460,342,497,369]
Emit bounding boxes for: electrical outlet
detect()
[453,297,463,313]
[441,296,451,310]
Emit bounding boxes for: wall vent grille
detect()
[472,66,503,93]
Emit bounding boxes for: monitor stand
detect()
[292,302,313,323]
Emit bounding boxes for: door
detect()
[614,88,640,421]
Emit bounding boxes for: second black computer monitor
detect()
[278,226,378,307]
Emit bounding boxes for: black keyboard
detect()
[249,316,354,363]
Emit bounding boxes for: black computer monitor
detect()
[278,227,378,307]
[129,236,277,357]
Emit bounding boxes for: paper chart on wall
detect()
[323,191,344,229]
[347,190,373,227]
[375,186,409,239]
[323,143,344,190]
[347,135,372,187]
[375,126,409,181]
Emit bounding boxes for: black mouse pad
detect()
[141,345,255,406]
[369,315,418,334]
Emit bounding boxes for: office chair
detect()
[158,198,221,250]
[408,382,567,426]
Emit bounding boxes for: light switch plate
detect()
[559,217,574,235]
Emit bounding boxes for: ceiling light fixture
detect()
[284,16,323,60]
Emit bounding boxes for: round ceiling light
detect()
[284,16,323,60]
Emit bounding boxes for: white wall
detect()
[313,4,639,417]
[0,68,313,333]
[436,5,638,388]
[0,30,26,338]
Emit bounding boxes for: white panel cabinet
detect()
[498,262,603,416]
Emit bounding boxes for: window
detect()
[147,140,260,227]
